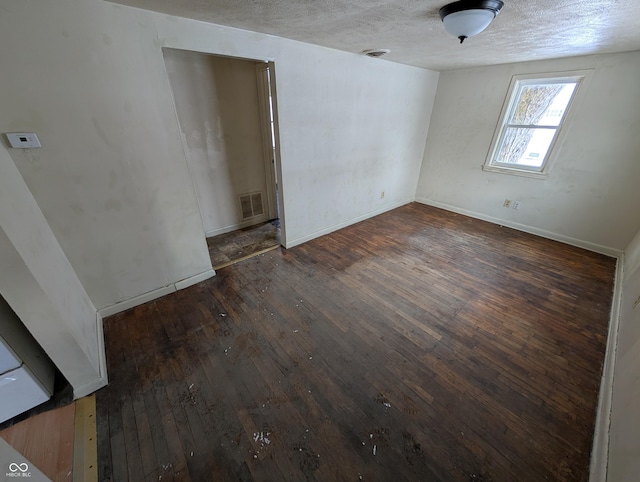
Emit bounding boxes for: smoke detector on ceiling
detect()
[362,49,391,58]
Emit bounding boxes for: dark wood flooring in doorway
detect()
[207,221,280,270]
[96,203,616,482]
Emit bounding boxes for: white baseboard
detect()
[73,314,109,399]
[205,215,271,238]
[97,269,217,318]
[175,268,215,290]
[414,198,622,257]
[98,284,176,318]
[73,374,108,400]
[95,311,107,381]
[88,270,215,397]
[589,255,624,482]
[285,199,411,249]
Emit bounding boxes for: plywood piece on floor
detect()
[0,402,74,481]
[0,437,51,481]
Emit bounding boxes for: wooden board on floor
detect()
[73,395,98,482]
[0,402,75,482]
[97,203,616,481]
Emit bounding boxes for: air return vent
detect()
[239,192,264,220]
[362,49,391,58]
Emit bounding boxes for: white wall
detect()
[0,0,214,311]
[607,230,640,481]
[416,51,640,255]
[164,50,270,237]
[0,145,104,397]
[272,45,439,247]
[0,0,439,312]
[623,229,640,280]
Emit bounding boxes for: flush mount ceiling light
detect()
[439,0,504,44]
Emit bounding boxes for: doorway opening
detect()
[162,50,283,269]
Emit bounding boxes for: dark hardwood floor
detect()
[96,203,616,481]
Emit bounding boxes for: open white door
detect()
[255,63,279,221]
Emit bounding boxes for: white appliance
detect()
[0,296,55,423]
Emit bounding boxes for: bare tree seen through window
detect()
[497,84,566,165]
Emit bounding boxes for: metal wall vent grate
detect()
[239,192,264,220]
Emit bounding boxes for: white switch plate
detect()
[5,132,41,148]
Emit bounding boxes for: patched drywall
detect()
[163,50,270,236]
[607,232,640,481]
[0,0,438,311]
[416,51,640,254]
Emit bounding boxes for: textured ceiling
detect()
[107,0,640,70]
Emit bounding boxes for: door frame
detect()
[255,60,286,246]
[162,49,287,247]
[255,62,278,222]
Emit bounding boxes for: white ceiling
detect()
[108,0,640,71]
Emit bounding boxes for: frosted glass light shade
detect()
[439,0,504,43]
[442,9,496,39]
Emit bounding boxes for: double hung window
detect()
[483,72,588,178]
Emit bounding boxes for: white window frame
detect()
[483,70,591,179]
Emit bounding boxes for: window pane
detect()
[509,83,577,127]
[495,127,556,168]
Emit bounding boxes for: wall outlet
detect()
[503,199,511,208]
[512,201,521,210]
[380,191,385,199]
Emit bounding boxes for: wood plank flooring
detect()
[96,203,616,481]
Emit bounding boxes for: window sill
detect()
[482,164,548,180]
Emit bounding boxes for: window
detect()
[483,71,588,178]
